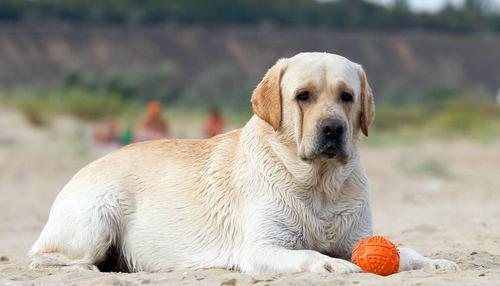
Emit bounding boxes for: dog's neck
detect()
[241,116,361,200]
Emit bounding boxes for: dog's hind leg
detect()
[29,187,123,271]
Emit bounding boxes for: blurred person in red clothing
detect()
[135,100,169,142]
[203,106,225,138]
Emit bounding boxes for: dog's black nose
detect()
[320,118,345,138]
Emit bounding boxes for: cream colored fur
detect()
[29,52,458,274]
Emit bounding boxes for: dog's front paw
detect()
[424,259,459,273]
[309,258,361,274]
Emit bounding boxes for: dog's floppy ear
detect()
[251,59,287,131]
[358,67,375,137]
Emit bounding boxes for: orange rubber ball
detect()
[351,235,400,276]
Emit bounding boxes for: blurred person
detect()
[134,100,168,142]
[92,119,121,148]
[203,106,225,138]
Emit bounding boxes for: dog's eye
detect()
[340,91,353,103]
[296,91,311,101]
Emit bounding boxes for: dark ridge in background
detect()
[0,23,499,96]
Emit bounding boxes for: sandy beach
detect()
[1,109,499,285]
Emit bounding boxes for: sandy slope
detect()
[1,110,499,285]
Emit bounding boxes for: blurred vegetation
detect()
[67,65,500,139]
[60,62,256,112]
[368,87,500,143]
[3,79,499,141]
[6,88,140,125]
[0,0,499,33]
[61,63,184,105]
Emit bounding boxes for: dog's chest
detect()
[310,201,356,253]
[262,161,371,258]
[296,187,369,259]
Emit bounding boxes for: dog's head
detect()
[251,52,375,163]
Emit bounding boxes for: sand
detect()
[1,109,499,285]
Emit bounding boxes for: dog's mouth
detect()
[300,144,348,163]
[323,146,340,158]
[320,144,348,161]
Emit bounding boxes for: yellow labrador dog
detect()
[30,52,458,274]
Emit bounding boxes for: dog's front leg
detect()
[398,247,459,273]
[242,247,361,274]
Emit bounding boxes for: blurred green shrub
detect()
[13,88,140,124]
[61,62,183,104]
[178,64,254,111]
[373,105,428,130]
[381,81,465,107]
[61,62,255,112]
[373,90,500,140]
[432,96,500,136]
[15,93,51,126]
[60,89,139,121]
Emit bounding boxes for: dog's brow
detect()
[294,81,317,94]
[333,80,355,96]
